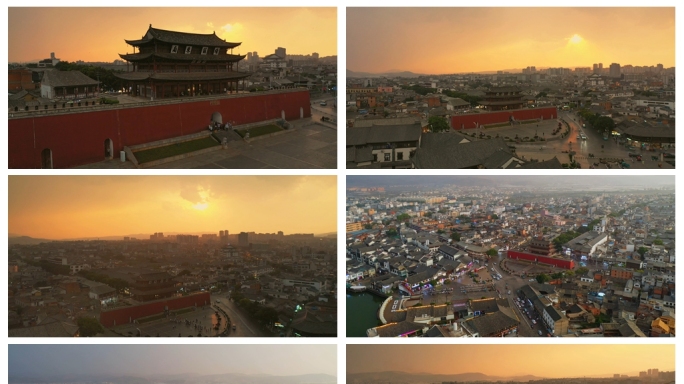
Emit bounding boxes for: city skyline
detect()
[9,344,336,378]
[8,7,337,63]
[347,345,674,378]
[8,176,336,239]
[347,8,674,74]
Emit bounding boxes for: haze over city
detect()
[346,175,674,189]
[8,176,336,239]
[347,345,674,378]
[8,7,337,63]
[347,7,674,74]
[9,344,336,379]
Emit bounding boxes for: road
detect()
[515,111,671,168]
[310,94,337,125]
[489,255,547,337]
[213,297,267,337]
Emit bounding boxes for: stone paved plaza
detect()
[76,119,337,169]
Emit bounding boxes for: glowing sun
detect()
[193,203,209,211]
[569,34,583,44]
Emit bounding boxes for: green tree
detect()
[425,212,433,218]
[536,274,551,284]
[654,238,664,246]
[397,213,411,221]
[255,307,279,326]
[576,267,589,276]
[77,317,104,337]
[386,229,398,237]
[54,61,125,92]
[637,247,649,257]
[486,248,498,257]
[442,89,484,106]
[551,272,564,279]
[553,231,580,251]
[364,224,373,230]
[428,116,450,132]
[450,232,461,242]
[490,214,499,220]
[593,116,615,134]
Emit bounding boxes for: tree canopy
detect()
[77,317,104,337]
[428,116,450,132]
[55,61,125,92]
[536,274,551,284]
[441,89,482,106]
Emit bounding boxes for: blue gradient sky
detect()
[9,345,336,377]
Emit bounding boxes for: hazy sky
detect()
[346,175,675,188]
[347,8,675,74]
[9,345,336,377]
[8,176,336,239]
[347,345,674,377]
[8,7,337,62]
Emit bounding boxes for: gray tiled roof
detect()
[347,123,422,146]
[464,310,519,336]
[544,305,564,322]
[413,135,516,169]
[41,70,99,87]
[622,124,675,139]
[120,52,245,63]
[126,26,241,48]
[470,298,500,313]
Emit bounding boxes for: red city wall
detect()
[507,250,575,269]
[9,90,311,168]
[99,292,211,327]
[450,107,558,130]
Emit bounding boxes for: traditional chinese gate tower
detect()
[117,25,249,99]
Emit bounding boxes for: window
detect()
[170,45,179,53]
[201,47,208,55]
[373,154,377,162]
[397,152,403,160]
[384,153,391,161]
[213,47,220,55]
[184,46,192,54]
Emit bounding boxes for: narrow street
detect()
[214,297,268,337]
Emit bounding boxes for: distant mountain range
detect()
[7,235,53,245]
[347,69,424,78]
[8,372,337,384]
[347,371,543,383]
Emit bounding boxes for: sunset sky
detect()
[9,345,336,377]
[347,345,674,378]
[8,7,337,63]
[347,8,675,74]
[8,176,336,239]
